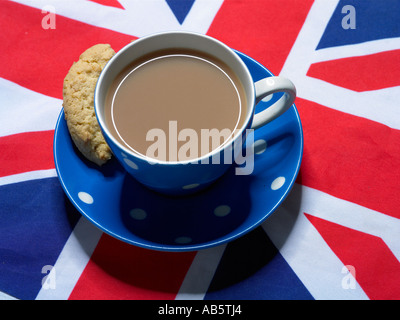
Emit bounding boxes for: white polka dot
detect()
[123,158,138,170]
[175,236,192,244]
[78,192,94,204]
[214,205,231,217]
[271,176,285,190]
[182,183,200,190]
[130,208,147,220]
[121,152,128,158]
[253,139,267,154]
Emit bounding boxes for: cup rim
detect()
[94,30,255,165]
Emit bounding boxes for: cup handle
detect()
[250,76,296,130]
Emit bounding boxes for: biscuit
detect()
[63,44,115,166]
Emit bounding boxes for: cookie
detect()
[63,44,115,166]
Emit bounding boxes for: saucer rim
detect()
[53,50,304,252]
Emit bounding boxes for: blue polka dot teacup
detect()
[94,31,296,195]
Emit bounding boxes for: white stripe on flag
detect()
[262,184,369,300]
[10,0,224,37]
[280,0,339,80]
[313,37,400,63]
[280,0,400,129]
[0,291,18,300]
[175,244,226,300]
[0,77,61,138]
[35,217,103,300]
[179,0,224,34]
[263,183,400,299]
[0,169,57,187]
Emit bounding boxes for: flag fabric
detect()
[1,0,400,300]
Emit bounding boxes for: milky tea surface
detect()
[105,49,247,161]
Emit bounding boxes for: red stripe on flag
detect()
[69,234,196,300]
[207,0,314,75]
[305,213,400,300]
[88,0,125,10]
[0,130,55,178]
[307,50,400,92]
[0,1,135,100]
[297,98,400,219]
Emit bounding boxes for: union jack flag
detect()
[0,0,399,300]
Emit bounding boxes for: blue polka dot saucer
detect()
[54,51,303,252]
